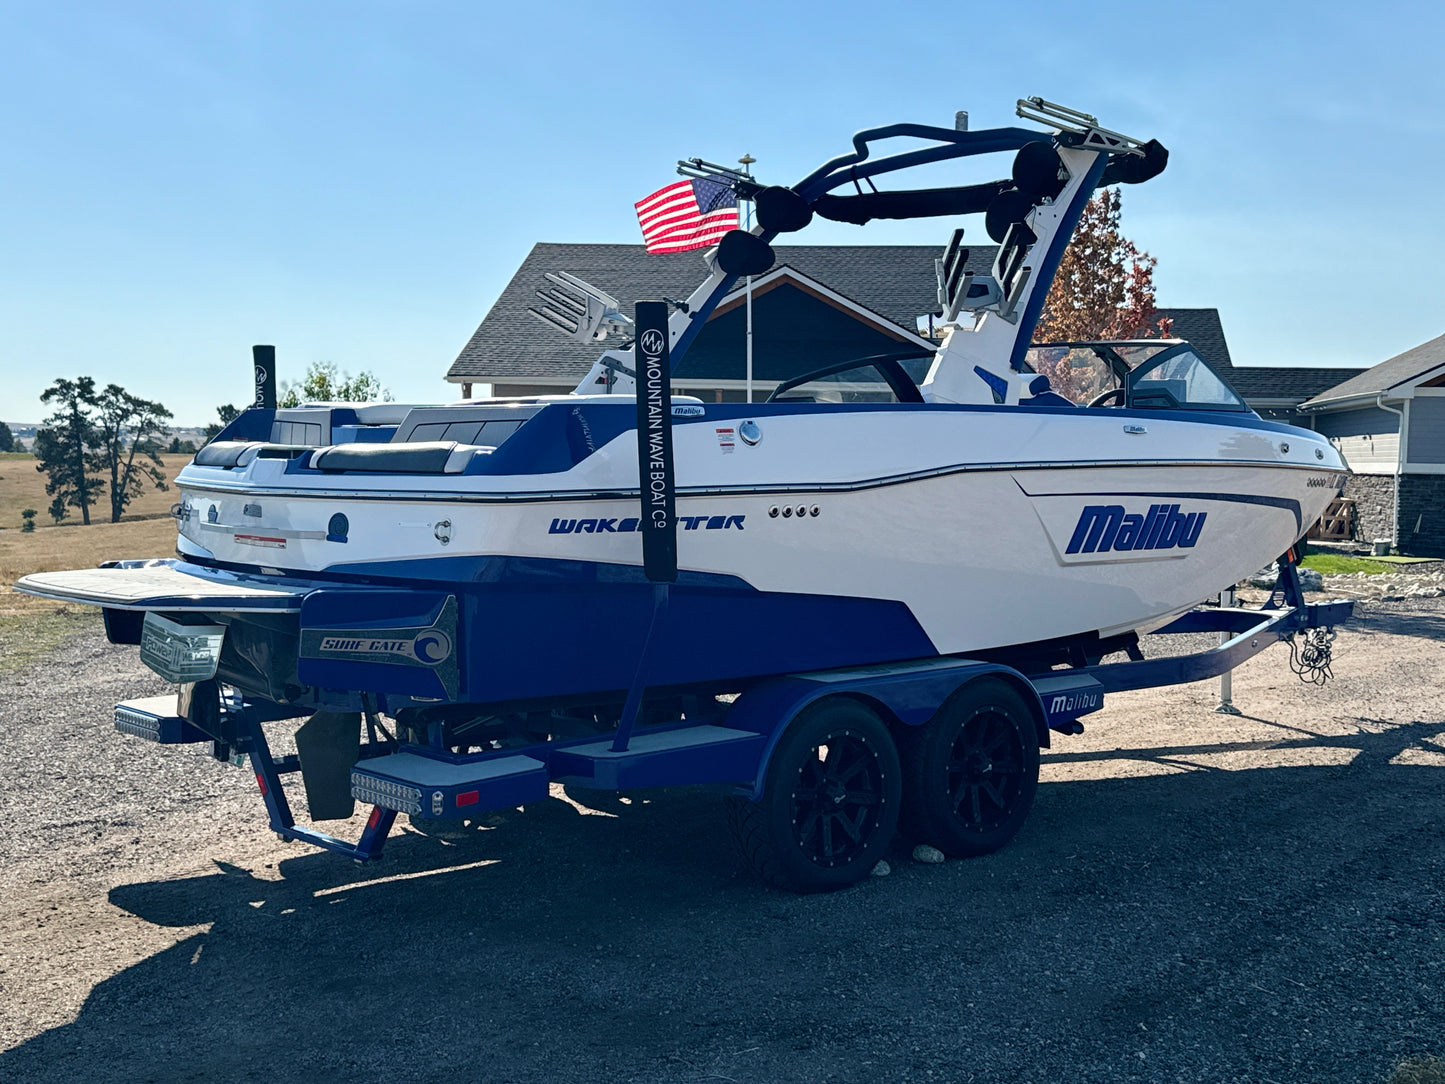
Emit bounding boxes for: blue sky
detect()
[2,0,1441,426]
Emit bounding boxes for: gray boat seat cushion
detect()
[310,442,491,474]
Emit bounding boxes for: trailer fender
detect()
[730,659,1052,802]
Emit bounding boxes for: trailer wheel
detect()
[727,699,900,893]
[900,677,1039,858]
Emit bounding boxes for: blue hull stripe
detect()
[181,458,1330,507]
[1016,481,1303,533]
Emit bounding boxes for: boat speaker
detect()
[1012,141,1068,201]
[985,188,1035,243]
[716,230,775,276]
[754,186,813,233]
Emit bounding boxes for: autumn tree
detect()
[1029,188,1172,403]
[34,377,105,526]
[94,384,173,523]
[279,361,392,407]
[1034,187,1171,343]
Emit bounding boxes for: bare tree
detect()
[94,384,173,523]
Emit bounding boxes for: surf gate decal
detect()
[1066,504,1206,555]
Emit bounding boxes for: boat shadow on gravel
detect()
[5,714,1445,1083]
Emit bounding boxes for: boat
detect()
[17,98,1348,721]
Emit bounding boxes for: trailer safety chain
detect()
[1287,626,1336,685]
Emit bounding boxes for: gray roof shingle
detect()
[449,243,1359,403]
[1301,332,1445,408]
[448,243,980,384]
[1227,366,1367,400]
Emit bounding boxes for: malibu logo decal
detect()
[1066,503,1206,555]
[550,514,744,534]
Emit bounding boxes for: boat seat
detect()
[1023,391,1075,407]
[193,441,254,467]
[193,442,313,468]
[310,441,490,474]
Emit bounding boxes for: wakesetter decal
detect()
[549,515,744,534]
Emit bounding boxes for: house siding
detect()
[1312,407,1400,475]
[1406,396,1445,464]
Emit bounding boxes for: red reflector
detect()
[456,790,480,807]
[367,806,382,828]
[255,773,268,795]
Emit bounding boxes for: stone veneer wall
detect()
[1399,475,1445,557]
[1344,474,1396,544]
[1341,473,1445,555]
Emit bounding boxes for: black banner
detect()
[252,345,277,409]
[634,301,677,583]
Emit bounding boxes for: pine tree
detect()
[35,377,105,526]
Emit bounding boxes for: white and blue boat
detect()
[18,98,1347,719]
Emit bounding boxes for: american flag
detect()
[635,177,738,254]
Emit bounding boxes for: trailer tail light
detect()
[350,772,423,816]
[456,790,480,807]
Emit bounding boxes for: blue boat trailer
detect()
[110,558,1351,892]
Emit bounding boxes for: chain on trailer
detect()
[1287,626,1337,685]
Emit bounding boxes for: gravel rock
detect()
[3,600,1445,1083]
[912,844,946,864]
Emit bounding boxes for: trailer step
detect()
[551,725,766,790]
[114,695,212,744]
[351,752,549,818]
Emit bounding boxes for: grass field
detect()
[0,450,179,529]
[0,516,177,615]
[0,515,177,672]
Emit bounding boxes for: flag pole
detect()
[739,153,756,404]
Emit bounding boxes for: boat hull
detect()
[20,403,1347,706]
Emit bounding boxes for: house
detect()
[1300,332,1445,555]
[448,243,1257,403]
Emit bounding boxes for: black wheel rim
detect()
[789,729,886,868]
[946,708,1024,833]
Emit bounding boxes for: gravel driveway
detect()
[1,600,1442,1083]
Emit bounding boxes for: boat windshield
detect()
[1023,341,1247,412]
[768,354,933,404]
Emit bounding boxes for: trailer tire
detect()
[727,698,900,893]
[899,677,1039,858]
